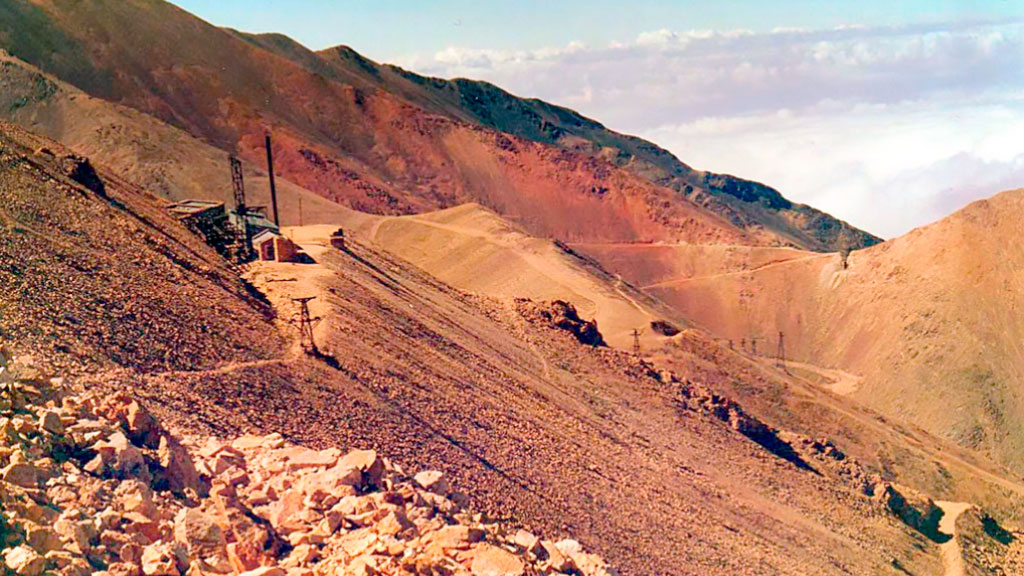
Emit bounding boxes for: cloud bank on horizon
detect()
[397,20,1024,238]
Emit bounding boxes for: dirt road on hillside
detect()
[779,360,864,395]
[640,253,827,289]
[936,501,973,576]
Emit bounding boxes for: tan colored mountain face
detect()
[313,197,1024,527]
[582,190,1024,473]
[0,0,875,250]
[5,120,1012,575]
[316,202,688,350]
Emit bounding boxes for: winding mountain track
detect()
[641,253,828,290]
[779,359,864,396]
[936,501,973,576]
[144,358,288,380]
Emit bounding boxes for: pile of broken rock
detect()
[0,351,616,576]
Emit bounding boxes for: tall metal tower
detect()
[230,155,253,260]
[265,133,280,228]
[292,297,319,354]
[632,328,643,356]
[775,331,786,368]
[746,336,764,356]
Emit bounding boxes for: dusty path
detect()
[353,213,663,349]
[640,253,827,289]
[146,358,287,379]
[778,360,864,395]
[936,501,973,576]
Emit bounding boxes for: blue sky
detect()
[171,0,1023,59]
[170,1,1024,237]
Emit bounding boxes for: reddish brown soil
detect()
[613,190,1024,477]
[83,239,946,576]
[0,121,282,373]
[1,0,762,246]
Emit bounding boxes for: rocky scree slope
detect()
[0,121,282,373]
[0,53,356,227]
[0,351,615,576]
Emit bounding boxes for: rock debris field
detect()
[0,351,614,576]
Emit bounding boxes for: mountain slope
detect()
[0,0,875,250]
[255,37,881,251]
[0,120,282,372]
[631,189,1024,473]
[0,52,353,225]
[299,200,1024,525]
[4,119,1022,575]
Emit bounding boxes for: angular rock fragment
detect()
[470,544,526,576]
[4,545,46,576]
[413,470,449,495]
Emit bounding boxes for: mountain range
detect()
[1,1,1022,575]
[0,0,878,250]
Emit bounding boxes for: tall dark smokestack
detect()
[265,133,280,227]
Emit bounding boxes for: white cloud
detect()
[394,20,1024,237]
[643,97,1024,237]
